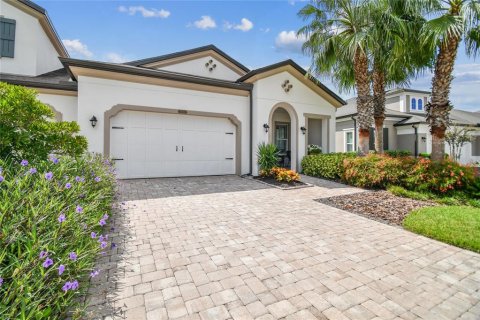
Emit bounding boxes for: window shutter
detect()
[0,18,16,58]
[369,128,375,151]
[383,128,389,150]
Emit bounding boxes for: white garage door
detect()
[110,110,236,179]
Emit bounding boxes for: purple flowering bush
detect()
[0,154,116,319]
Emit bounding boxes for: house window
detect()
[345,131,354,152]
[418,99,423,110]
[275,123,289,152]
[0,18,16,58]
[472,136,480,156]
[411,98,416,110]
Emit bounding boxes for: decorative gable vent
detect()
[281,80,293,93]
[205,59,217,72]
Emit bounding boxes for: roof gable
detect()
[126,45,249,79]
[238,60,346,107]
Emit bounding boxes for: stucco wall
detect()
[158,55,241,81]
[251,71,337,175]
[335,119,354,152]
[37,92,78,122]
[0,1,62,76]
[77,76,251,174]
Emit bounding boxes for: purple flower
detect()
[29,168,37,174]
[103,213,109,220]
[65,183,72,189]
[111,242,117,249]
[90,270,100,278]
[20,159,28,166]
[62,281,72,292]
[99,219,106,227]
[71,280,79,290]
[49,154,59,164]
[94,176,101,182]
[98,234,106,242]
[75,205,83,213]
[45,172,53,180]
[39,251,48,259]
[0,176,4,183]
[58,213,66,223]
[0,277,3,287]
[69,252,77,261]
[75,176,84,182]
[91,232,97,239]
[43,258,53,268]
[100,241,107,249]
[58,264,65,275]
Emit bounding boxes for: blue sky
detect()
[39,0,479,111]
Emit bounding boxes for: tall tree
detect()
[298,0,374,155]
[421,0,480,161]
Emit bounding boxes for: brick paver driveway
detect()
[87,176,480,320]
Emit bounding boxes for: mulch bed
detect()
[316,191,437,226]
[253,176,310,190]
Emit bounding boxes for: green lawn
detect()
[404,206,480,253]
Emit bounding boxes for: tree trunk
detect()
[427,34,460,161]
[373,67,386,154]
[353,48,372,156]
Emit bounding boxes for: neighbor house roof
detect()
[0,69,77,91]
[238,59,346,107]
[5,0,68,57]
[126,45,250,74]
[386,88,430,96]
[60,57,253,92]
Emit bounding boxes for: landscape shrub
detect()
[384,150,412,157]
[0,154,116,319]
[307,144,322,155]
[301,153,356,180]
[419,152,431,158]
[342,154,416,188]
[0,82,87,162]
[257,143,279,172]
[404,158,475,195]
[270,167,300,183]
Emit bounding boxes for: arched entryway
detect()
[268,102,298,171]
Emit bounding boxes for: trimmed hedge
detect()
[301,153,356,180]
[0,154,116,319]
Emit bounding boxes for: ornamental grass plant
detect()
[0,154,116,319]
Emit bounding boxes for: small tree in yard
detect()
[445,126,474,162]
[0,82,87,161]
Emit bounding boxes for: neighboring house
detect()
[0,0,345,179]
[336,88,480,164]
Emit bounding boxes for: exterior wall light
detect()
[90,116,98,128]
[263,123,270,133]
[300,126,307,135]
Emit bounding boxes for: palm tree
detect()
[298,0,374,155]
[420,0,480,161]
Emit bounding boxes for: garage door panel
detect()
[111,111,236,178]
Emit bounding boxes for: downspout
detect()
[413,124,418,157]
[351,116,357,151]
[249,87,253,175]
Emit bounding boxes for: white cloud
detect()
[105,53,128,63]
[225,18,253,32]
[193,16,216,30]
[274,30,307,53]
[118,6,170,18]
[62,39,93,58]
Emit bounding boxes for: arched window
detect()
[411,98,416,110]
[418,99,423,110]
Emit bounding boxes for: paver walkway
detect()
[87,176,480,320]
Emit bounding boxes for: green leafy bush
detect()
[342,154,416,188]
[404,158,475,195]
[301,153,356,180]
[307,144,322,155]
[384,150,412,157]
[419,152,431,158]
[0,82,87,162]
[257,143,279,172]
[0,154,116,319]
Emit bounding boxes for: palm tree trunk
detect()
[353,48,373,156]
[427,35,460,161]
[373,67,386,154]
